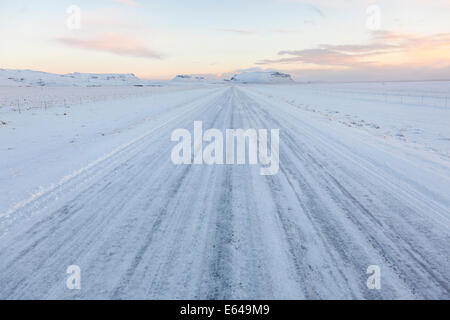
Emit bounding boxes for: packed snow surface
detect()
[0,81,449,299]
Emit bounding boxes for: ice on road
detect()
[0,85,449,299]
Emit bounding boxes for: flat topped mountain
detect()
[230,71,294,83]
[0,69,143,87]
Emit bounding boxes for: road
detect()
[0,86,449,299]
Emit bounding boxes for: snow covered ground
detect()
[246,81,450,159]
[0,85,223,211]
[0,81,449,299]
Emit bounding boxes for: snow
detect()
[0,80,449,299]
[0,85,223,211]
[172,74,208,82]
[171,74,224,85]
[0,68,160,87]
[230,71,294,83]
[244,81,450,160]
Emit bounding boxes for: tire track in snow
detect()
[237,86,450,299]
[0,86,448,299]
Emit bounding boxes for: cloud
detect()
[258,48,384,67]
[289,65,450,82]
[306,3,324,18]
[219,29,259,35]
[107,0,140,7]
[316,43,397,53]
[372,30,450,49]
[219,28,302,36]
[271,28,303,34]
[257,31,450,67]
[235,67,278,73]
[275,0,327,16]
[55,33,162,59]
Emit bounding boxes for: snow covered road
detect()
[0,85,449,299]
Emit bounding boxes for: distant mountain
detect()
[0,69,156,87]
[172,75,209,82]
[171,74,226,85]
[230,71,294,83]
[64,72,141,86]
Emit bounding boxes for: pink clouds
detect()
[257,31,450,67]
[55,33,161,59]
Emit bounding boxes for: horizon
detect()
[1,1,450,81]
[3,67,450,83]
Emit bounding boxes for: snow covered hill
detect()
[172,74,208,82]
[0,69,149,87]
[171,74,223,85]
[230,71,294,83]
[63,72,142,86]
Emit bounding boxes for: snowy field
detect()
[0,85,222,211]
[0,81,449,299]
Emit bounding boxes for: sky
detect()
[1,0,450,81]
